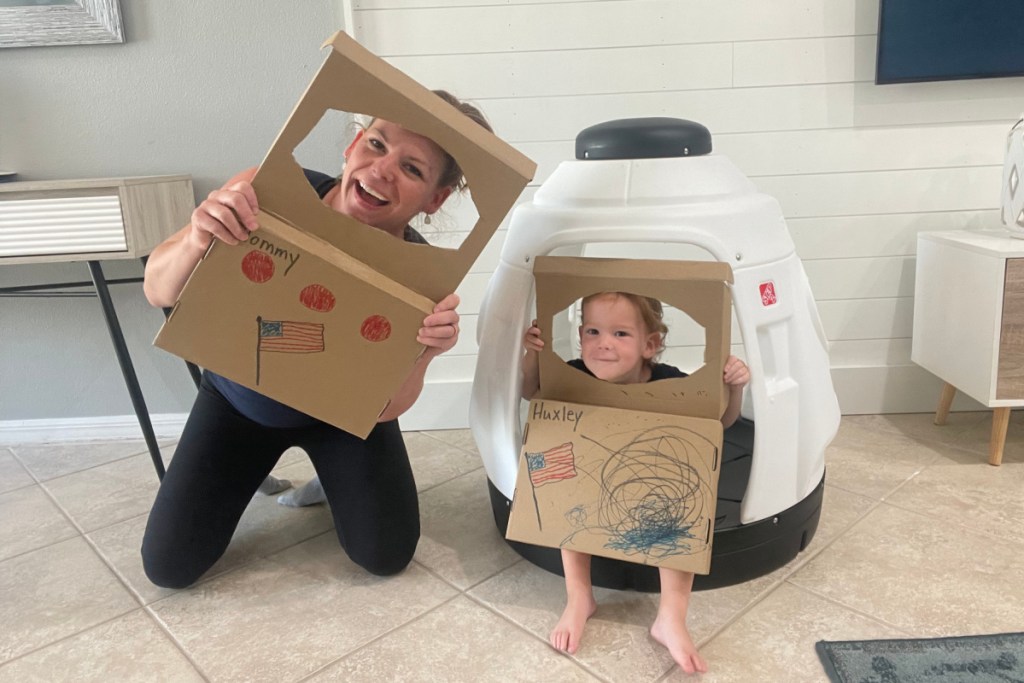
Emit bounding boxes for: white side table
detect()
[0,176,195,478]
[912,229,1024,465]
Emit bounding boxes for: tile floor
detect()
[1,411,1022,682]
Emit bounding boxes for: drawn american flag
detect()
[526,442,577,487]
[258,319,324,353]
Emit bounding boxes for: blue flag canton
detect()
[260,321,283,337]
[526,452,546,472]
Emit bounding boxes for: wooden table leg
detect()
[989,407,1010,466]
[935,382,957,426]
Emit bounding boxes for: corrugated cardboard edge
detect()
[507,398,723,574]
[251,30,537,303]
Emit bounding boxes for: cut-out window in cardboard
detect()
[154,32,535,438]
[506,256,733,574]
[552,294,707,379]
[290,107,481,249]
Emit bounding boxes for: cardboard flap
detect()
[534,256,734,420]
[255,212,435,315]
[251,31,536,303]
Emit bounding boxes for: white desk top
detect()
[919,229,1024,258]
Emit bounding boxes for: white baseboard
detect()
[0,381,474,445]
[0,413,189,445]
[0,371,993,446]
[831,365,986,415]
[399,380,472,431]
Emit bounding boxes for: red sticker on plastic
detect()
[759,281,777,307]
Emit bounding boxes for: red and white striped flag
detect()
[258,319,324,353]
[526,442,577,487]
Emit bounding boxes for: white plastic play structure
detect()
[470,118,841,588]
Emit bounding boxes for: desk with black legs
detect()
[0,176,196,479]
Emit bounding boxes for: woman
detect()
[141,92,491,588]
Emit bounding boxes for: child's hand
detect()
[524,319,544,353]
[418,293,460,358]
[723,355,750,387]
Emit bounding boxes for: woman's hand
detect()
[187,180,260,252]
[417,293,461,359]
[380,293,461,422]
[144,168,259,307]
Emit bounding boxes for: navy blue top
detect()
[205,169,428,429]
[567,357,687,382]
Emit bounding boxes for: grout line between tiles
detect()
[0,607,142,671]
[458,588,618,683]
[29,473,239,679]
[294,592,465,683]
[782,581,917,638]
[141,604,214,682]
[414,463,486,496]
[879,494,1024,549]
[7,442,174,484]
[415,429,479,455]
[29,477,214,680]
[1,446,214,675]
[696,492,890,654]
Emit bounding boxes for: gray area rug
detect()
[816,632,1024,683]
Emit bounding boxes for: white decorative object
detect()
[1002,115,1024,238]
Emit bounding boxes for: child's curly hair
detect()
[581,291,669,363]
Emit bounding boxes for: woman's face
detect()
[332,120,453,237]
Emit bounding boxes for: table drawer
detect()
[0,191,127,258]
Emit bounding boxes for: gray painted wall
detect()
[0,0,343,420]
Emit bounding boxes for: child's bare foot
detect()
[549,594,597,654]
[651,611,707,674]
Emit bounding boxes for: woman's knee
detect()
[341,528,419,576]
[140,511,224,589]
[140,537,205,589]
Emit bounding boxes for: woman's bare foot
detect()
[650,611,707,674]
[549,593,597,654]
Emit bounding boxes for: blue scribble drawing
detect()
[565,505,588,528]
[561,425,718,560]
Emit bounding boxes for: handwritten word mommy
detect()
[248,235,301,275]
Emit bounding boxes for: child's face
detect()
[579,294,659,385]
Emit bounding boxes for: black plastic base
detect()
[489,418,825,591]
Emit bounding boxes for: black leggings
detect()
[141,375,419,589]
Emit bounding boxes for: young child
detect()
[521,291,749,674]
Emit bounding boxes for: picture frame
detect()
[0,0,124,49]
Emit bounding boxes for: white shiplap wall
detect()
[351,0,1024,427]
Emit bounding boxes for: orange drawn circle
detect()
[360,315,391,342]
[241,250,274,283]
[299,284,336,313]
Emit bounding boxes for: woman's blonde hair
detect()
[431,89,493,192]
[361,89,493,193]
[581,291,669,363]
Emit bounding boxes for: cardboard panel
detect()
[534,256,734,420]
[155,213,433,437]
[506,256,733,573]
[252,31,536,303]
[506,399,722,574]
[154,31,536,438]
